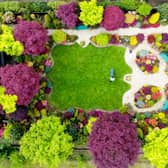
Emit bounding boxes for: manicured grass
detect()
[48,44,131,110]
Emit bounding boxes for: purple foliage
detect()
[35,101,44,111]
[137,33,145,42]
[57,2,78,28]
[89,110,103,117]
[0,64,41,106]
[162,33,168,41]
[14,20,48,56]
[88,112,140,168]
[8,106,28,121]
[101,6,125,30]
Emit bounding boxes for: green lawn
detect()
[48,43,131,110]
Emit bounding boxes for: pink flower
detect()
[41,100,48,107]
[0,127,4,137]
[44,59,52,67]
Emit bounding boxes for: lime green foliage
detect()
[20,116,74,168]
[86,117,97,134]
[0,1,20,13]
[0,25,24,56]
[3,123,24,142]
[136,3,152,16]
[79,0,104,26]
[112,0,140,11]
[94,33,109,47]
[3,124,13,141]
[143,128,168,168]
[47,1,66,10]
[9,151,27,168]
[158,3,168,22]
[48,44,131,110]
[52,29,67,43]
[0,86,17,114]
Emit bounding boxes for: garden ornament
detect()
[110,68,115,81]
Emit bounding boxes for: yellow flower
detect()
[27,61,34,67]
[125,13,136,24]
[86,117,97,134]
[158,112,166,120]
[151,86,159,93]
[149,12,160,24]
[155,41,161,47]
[152,66,158,73]
[130,36,138,46]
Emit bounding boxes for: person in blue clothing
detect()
[110,68,115,82]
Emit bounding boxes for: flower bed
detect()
[134,85,162,108]
[147,33,168,51]
[135,50,159,73]
[91,33,145,48]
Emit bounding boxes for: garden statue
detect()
[110,68,115,81]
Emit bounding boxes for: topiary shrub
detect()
[136,3,152,16]
[57,2,78,28]
[93,33,109,47]
[14,20,48,56]
[52,29,67,43]
[0,64,41,106]
[79,0,104,26]
[143,128,168,168]
[88,112,140,168]
[101,6,125,30]
[20,116,74,168]
[0,24,24,56]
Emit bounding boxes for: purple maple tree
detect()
[57,2,78,28]
[0,64,41,106]
[14,20,48,56]
[101,6,125,30]
[88,112,140,168]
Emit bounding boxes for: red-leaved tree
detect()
[0,64,41,105]
[101,6,125,30]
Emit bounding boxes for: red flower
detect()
[147,35,155,43]
[152,92,161,100]
[146,118,158,127]
[78,109,84,113]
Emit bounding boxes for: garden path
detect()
[49,26,168,112]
